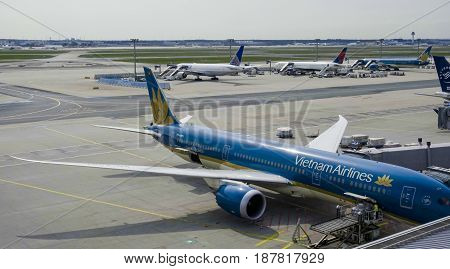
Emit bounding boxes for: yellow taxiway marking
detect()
[0,177,174,219]
[43,126,160,164]
[0,177,293,247]
[255,229,286,247]
[282,242,294,249]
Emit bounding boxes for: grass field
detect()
[0,50,65,62]
[79,46,450,65]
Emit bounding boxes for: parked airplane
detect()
[416,56,450,104]
[433,56,450,102]
[159,46,246,81]
[14,67,450,223]
[273,47,348,75]
[352,46,433,70]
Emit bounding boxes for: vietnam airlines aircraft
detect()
[159,46,246,81]
[353,46,433,70]
[14,67,450,224]
[273,47,348,74]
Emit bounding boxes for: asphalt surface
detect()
[0,79,439,126]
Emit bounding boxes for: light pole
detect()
[379,39,384,58]
[130,38,139,81]
[417,38,421,55]
[228,39,234,60]
[266,60,272,75]
[315,39,320,61]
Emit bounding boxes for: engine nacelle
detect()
[368,64,379,71]
[215,184,266,220]
[175,72,187,79]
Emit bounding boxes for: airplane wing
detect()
[307,115,348,153]
[414,93,440,98]
[183,71,204,76]
[179,115,192,124]
[11,156,291,185]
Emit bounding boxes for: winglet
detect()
[307,115,348,153]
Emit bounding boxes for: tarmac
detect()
[0,53,448,248]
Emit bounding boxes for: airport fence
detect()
[97,78,171,90]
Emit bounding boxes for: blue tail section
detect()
[418,46,433,62]
[143,67,179,125]
[332,47,347,64]
[229,45,245,66]
[434,56,450,93]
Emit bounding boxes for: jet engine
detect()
[215,183,266,220]
[368,63,379,71]
[175,72,187,80]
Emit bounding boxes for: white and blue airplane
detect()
[433,56,450,103]
[159,46,246,81]
[352,46,433,71]
[273,48,348,74]
[14,67,450,223]
[416,56,450,105]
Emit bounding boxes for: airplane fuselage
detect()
[149,124,450,224]
[275,61,343,72]
[171,63,245,78]
[360,58,429,67]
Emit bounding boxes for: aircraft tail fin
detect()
[434,56,450,93]
[418,46,432,62]
[229,45,245,66]
[144,67,179,125]
[332,47,347,64]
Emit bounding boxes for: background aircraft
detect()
[273,47,348,75]
[14,67,450,224]
[416,56,450,104]
[159,45,245,81]
[352,46,433,70]
[433,56,450,102]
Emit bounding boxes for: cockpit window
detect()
[438,197,450,206]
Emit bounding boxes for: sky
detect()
[1,0,449,40]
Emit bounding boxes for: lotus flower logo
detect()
[375,175,393,187]
[150,88,174,125]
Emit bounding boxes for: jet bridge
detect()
[434,105,450,130]
[356,216,450,249]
